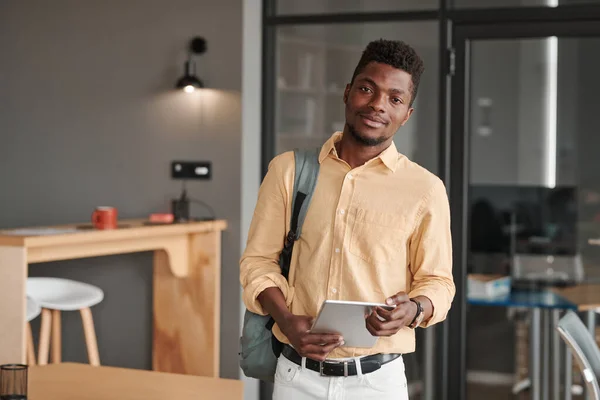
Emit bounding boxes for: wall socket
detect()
[171,161,212,180]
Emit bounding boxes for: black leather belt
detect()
[281,345,401,377]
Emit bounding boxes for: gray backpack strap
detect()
[290,147,321,240]
[240,147,321,380]
[279,147,320,280]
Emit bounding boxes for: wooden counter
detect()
[552,283,600,311]
[0,219,227,377]
[28,363,243,400]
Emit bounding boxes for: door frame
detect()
[445,18,600,400]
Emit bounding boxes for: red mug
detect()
[92,207,117,229]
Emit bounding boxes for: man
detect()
[240,39,455,400]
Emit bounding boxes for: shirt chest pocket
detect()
[349,208,410,266]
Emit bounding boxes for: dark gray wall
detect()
[0,0,243,379]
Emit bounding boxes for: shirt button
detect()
[332,288,337,294]
[335,248,340,253]
[347,174,353,180]
[339,209,345,215]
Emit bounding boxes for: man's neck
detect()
[336,132,392,169]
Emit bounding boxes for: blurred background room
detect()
[2,1,600,400]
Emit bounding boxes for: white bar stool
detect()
[26,296,42,365]
[26,277,104,366]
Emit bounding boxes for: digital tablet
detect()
[310,300,395,348]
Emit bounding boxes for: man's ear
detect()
[343,84,351,104]
[401,108,414,126]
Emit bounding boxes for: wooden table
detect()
[27,363,243,400]
[0,219,227,377]
[552,283,600,312]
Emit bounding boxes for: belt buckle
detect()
[319,360,349,377]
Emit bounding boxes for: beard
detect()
[347,123,389,147]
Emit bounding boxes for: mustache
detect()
[358,112,388,125]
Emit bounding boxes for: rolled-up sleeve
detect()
[408,178,455,327]
[240,154,291,315]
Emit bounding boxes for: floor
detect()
[411,383,585,399]
[466,383,584,400]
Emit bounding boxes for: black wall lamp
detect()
[176,37,207,93]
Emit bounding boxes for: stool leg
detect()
[26,322,36,366]
[51,310,61,363]
[38,308,52,365]
[80,307,100,366]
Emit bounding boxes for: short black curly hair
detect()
[350,39,424,107]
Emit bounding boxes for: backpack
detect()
[239,147,321,382]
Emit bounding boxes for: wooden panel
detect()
[28,235,190,277]
[552,284,600,311]
[29,363,243,400]
[153,231,221,377]
[0,246,27,365]
[0,219,227,248]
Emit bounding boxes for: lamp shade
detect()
[175,60,204,93]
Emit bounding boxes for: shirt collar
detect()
[319,131,400,172]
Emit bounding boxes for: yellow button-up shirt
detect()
[240,132,455,358]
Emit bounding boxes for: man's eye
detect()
[360,87,372,93]
[392,97,403,104]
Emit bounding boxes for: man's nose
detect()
[368,92,386,113]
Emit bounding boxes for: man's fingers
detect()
[296,316,315,332]
[372,329,399,337]
[390,305,412,321]
[375,307,397,321]
[300,342,342,361]
[386,291,409,306]
[366,320,402,337]
[366,319,378,336]
[303,333,343,345]
[375,318,404,332]
[303,342,341,355]
[366,313,404,336]
[367,318,392,337]
[375,305,412,325]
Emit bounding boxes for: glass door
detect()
[448,21,600,400]
[267,20,442,400]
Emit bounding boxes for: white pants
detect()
[273,354,409,400]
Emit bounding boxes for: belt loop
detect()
[353,357,363,376]
[301,356,307,370]
[343,361,349,377]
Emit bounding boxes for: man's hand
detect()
[365,292,417,337]
[280,314,344,361]
[257,287,343,361]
